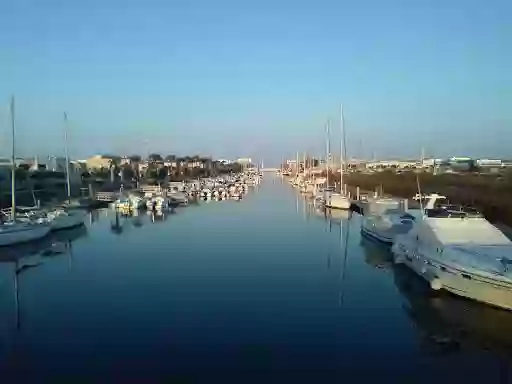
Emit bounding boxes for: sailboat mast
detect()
[340,103,345,191]
[295,151,299,177]
[10,96,16,221]
[325,120,330,187]
[64,112,72,201]
[303,152,306,177]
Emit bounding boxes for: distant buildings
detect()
[85,155,113,170]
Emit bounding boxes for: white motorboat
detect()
[146,196,168,210]
[201,188,212,198]
[361,198,415,244]
[169,191,188,206]
[392,193,512,310]
[46,209,86,231]
[324,193,351,210]
[114,193,145,210]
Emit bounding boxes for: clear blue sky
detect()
[0,0,510,164]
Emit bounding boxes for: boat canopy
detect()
[421,217,511,246]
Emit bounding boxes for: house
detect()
[86,155,115,170]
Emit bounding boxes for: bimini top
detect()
[422,217,511,246]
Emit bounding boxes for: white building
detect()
[476,159,503,167]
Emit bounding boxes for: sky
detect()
[0,0,510,165]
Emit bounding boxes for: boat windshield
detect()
[425,205,482,218]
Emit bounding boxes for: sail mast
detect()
[64,112,71,202]
[325,119,330,188]
[340,103,345,193]
[10,96,16,221]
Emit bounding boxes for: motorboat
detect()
[146,196,168,210]
[46,208,86,231]
[114,193,146,210]
[324,192,351,210]
[392,193,512,310]
[168,191,188,206]
[360,198,415,244]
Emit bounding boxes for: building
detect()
[85,155,113,171]
[47,156,69,172]
[120,156,131,166]
[447,157,475,171]
[476,159,503,167]
[236,158,252,165]
[366,160,420,170]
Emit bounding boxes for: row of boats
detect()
[0,206,86,247]
[0,172,262,248]
[112,173,262,211]
[287,174,352,210]
[288,172,512,311]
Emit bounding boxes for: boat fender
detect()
[423,269,443,290]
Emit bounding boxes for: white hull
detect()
[325,194,351,210]
[49,212,86,231]
[169,192,188,205]
[392,240,512,310]
[0,223,50,246]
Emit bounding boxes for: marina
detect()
[1,175,512,381]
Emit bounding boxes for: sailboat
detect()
[313,120,332,205]
[0,96,50,246]
[325,103,351,210]
[28,113,86,231]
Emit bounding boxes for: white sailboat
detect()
[0,96,50,246]
[44,112,86,231]
[325,104,351,210]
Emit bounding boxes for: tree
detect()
[165,154,176,161]
[149,153,163,162]
[121,165,135,181]
[129,154,141,162]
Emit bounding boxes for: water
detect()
[0,176,511,382]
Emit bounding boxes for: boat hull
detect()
[325,196,351,210]
[392,241,512,310]
[360,225,393,245]
[0,224,50,247]
[50,212,86,231]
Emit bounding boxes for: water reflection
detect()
[0,225,88,332]
[359,237,512,360]
[359,237,394,269]
[394,266,512,358]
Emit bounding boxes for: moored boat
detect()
[392,193,512,310]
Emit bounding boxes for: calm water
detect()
[1,176,512,382]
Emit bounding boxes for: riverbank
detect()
[327,170,512,226]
